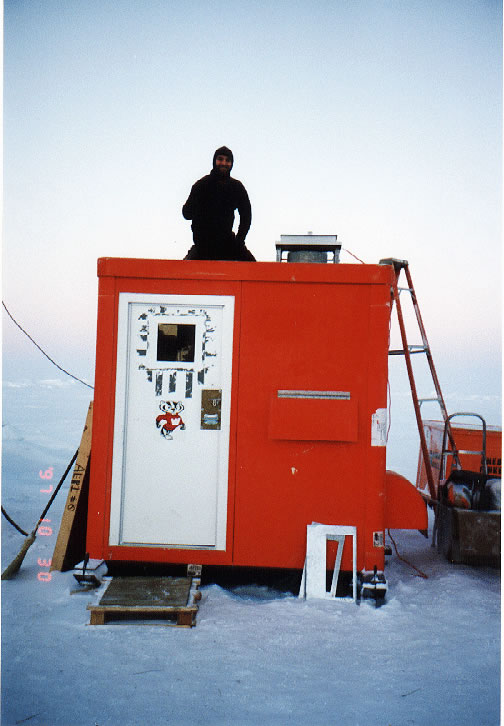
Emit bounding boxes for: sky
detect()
[2,1,502,460]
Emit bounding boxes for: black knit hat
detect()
[213,146,233,169]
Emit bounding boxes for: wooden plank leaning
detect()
[50,401,93,572]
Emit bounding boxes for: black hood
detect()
[212,146,234,171]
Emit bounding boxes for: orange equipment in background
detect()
[416,419,502,502]
[416,417,501,565]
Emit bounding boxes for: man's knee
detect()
[184,246,203,260]
[238,247,256,261]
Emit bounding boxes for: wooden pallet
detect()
[87,576,201,627]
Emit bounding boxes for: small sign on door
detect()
[201,389,222,430]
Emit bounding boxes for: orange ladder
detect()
[380,258,460,502]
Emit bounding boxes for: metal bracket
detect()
[187,564,202,577]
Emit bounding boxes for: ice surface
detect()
[1,378,501,726]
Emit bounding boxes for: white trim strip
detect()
[277,390,351,400]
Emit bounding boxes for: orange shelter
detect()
[86,258,427,584]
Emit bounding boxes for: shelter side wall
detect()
[87,276,119,558]
[233,279,391,572]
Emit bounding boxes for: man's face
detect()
[215,154,232,174]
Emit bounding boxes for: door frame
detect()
[108,292,236,551]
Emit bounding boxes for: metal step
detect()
[389,345,429,356]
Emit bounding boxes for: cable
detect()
[1,506,29,536]
[387,529,428,579]
[2,449,79,580]
[342,248,366,264]
[35,449,79,525]
[2,301,94,390]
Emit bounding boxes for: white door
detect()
[109,293,234,549]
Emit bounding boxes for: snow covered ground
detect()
[1,377,501,726]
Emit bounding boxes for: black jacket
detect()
[182,170,251,256]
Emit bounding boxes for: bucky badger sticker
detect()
[156,401,186,439]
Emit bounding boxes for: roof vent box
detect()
[275,234,340,263]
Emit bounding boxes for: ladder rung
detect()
[442,450,484,457]
[397,287,413,292]
[418,397,441,404]
[388,346,428,355]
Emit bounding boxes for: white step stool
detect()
[299,524,357,602]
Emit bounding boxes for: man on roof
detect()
[182,146,255,261]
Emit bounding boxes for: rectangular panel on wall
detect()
[268,390,358,441]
